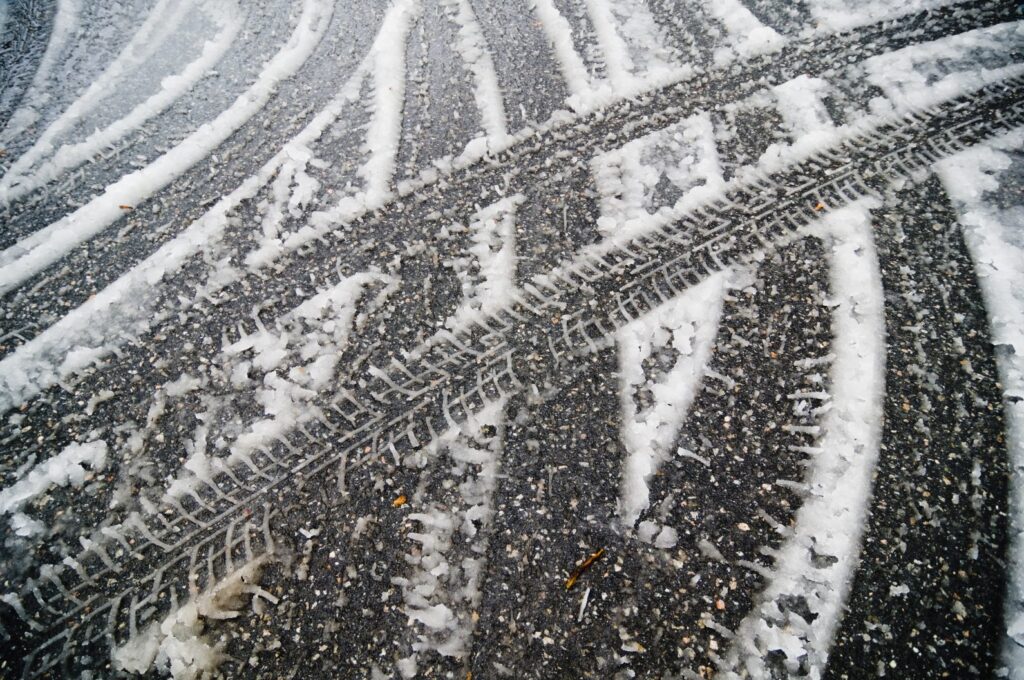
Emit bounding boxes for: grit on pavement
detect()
[0,1,1023,678]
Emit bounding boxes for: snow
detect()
[531,0,597,104]
[722,201,885,679]
[445,195,522,331]
[702,0,784,64]
[0,0,334,296]
[592,113,724,239]
[394,400,503,668]
[443,0,509,141]
[0,440,108,518]
[858,35,1024,674]
[113,557,275,679]
[165,271,383,502]
[0,3,1021,675]
[861,23,1024,119]
[293,0,422,239]
[584,0,635,90]
[0,1,241,205]
[0,0,81,140]
[0,1,409,413]
[807,0,947,32]
[773,76,834,138]
[534,0,688,111]
[617,272,727,526]
[598,0,680,80]
[934,131,1024,679]
[361,0,420,204]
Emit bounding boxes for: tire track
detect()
[2,71,1021,680]
[0,2,1011,485]
[469,237,832,677]
[825,176,1009,679]
[0,1,1012,363]
[0,0,55,132]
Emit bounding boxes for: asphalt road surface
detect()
[0,1,1023,678]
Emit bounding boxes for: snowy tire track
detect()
[0,2,1022,678]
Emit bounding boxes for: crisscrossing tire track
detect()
[5,69,1023,678]
[0,2,1016,360]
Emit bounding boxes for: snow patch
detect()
[935,131,1024,678]
[702,0,784,64]
[592,113,723,239]
[617,272,728,526]
[0,441,108,525]
[721,201,886,679]
[113,557,277,679]
[773,76,834,138]
[807,0,947,32]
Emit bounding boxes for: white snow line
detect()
[360,0,420,203]
[0,1,415,414]
[933,130,1024,678]
[0,440,107,515]
[0,0,242,205]
[258,0,421,257]
[442,0,508,140]
[720,201,886,679]
[583,0,635,89]
[0,0,80,142]
[530,0,595,100]
[0,0,334,296]
[616,271,727,526]
[807,0,947,32]
[581,0,634,89]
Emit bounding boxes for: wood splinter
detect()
[565,547,605,590]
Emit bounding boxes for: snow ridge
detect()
[720,203,886,679]
[0,0,334,296]
[0,0,242,205]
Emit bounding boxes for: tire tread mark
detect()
[10,72,1024,680]
[0,2,1014,355]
